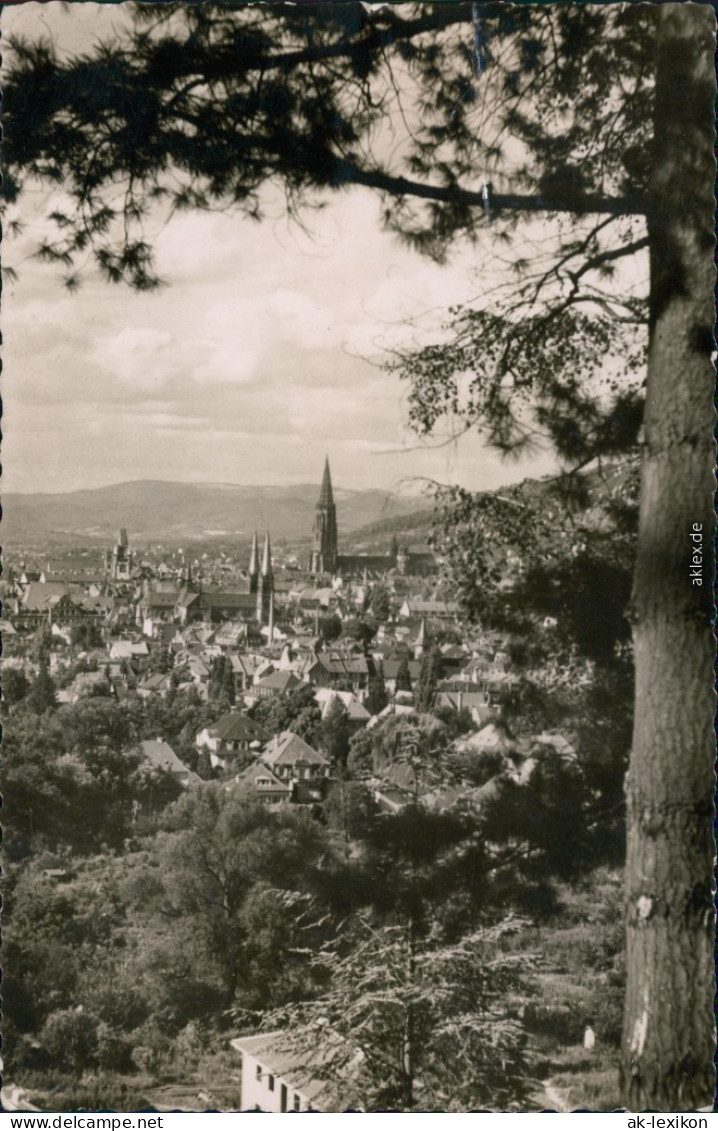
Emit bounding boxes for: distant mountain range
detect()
[2,479,431,546]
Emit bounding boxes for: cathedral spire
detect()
[257,532,274,628]
[311,458,338,574]
[248,530,259,576]
[319,456,334,506]
[261,531,273,577]
[248,531,259,595]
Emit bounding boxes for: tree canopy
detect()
[4,4,655,286]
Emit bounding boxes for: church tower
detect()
[257,532,274,630]
[109,527,133,581]
[248,531,259,595]
[310,457,338,574]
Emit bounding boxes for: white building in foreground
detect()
[230,1032,326,1113]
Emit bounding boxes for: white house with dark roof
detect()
[262,731,330,782]
[196,711,270,768]
[230,1031,348,1112]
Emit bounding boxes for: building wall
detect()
[239,1051,309,1112]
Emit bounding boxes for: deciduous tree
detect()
[27,655,58,715]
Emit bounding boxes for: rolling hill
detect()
[2,479,431,546]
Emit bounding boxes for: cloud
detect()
[91,328,175,387]
[269,290,337,351]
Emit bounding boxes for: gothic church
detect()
[309,458,436,578]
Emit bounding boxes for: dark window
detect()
[268,1075,275,1092]
[281,1085,288,1113]
[255,1065,262,1081]
[293,1095,301,1111]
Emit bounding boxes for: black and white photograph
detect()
[1,1,715,1114]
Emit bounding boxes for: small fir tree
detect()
[413,649,441,714]
[395,658,412,694]
[365,662,388,717]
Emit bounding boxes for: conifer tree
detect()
[394,658,412,695]
[413,649,441,715]
[365,662,388,717]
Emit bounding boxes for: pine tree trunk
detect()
[401,916,416,1109]
[621,4,716,1111]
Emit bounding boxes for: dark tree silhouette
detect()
[365,661,388,717]
[321,695,350,770]
[394,658,413,695]
[27,656,58,715]
[413,648,441,715]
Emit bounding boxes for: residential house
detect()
[136,672,174,700]
[398,598,460,621]
[229,652,265,692]
[262,731,331,782]
[374,785,414,814]
[436,688,493,725]
[310,651,370,693]
[138,738,199,789]
[380,656,422,694]
[176,587,259,627]
[229,762,293,807]
[40,554,105,585]
[466,721,516,755]
[12,583,100,631]
[439,643,470,674]
[187,655,211,686]
[252,670,303,700]
[109,640,150,664]
[314,688,371,734]
[138,586,179,634]
[196,712,270,769]
[213,620,248,651]
[230,1032,333,1112]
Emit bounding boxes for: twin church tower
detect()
[247,530,274,628]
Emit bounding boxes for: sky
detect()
[1,3,564,499]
